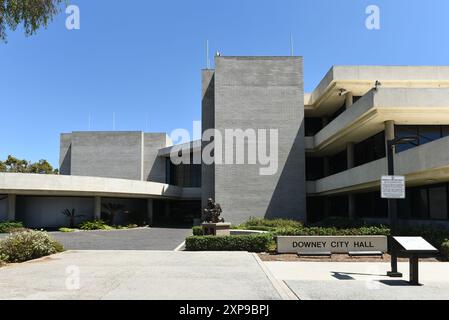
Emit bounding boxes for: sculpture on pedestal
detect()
[203,198,225,223]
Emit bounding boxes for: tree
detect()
[0,0,64,42]
[102,203,127,226]
[4,155,28,173]
[61,208,84,228]
[0,155,58,174]
[28,159,56,174]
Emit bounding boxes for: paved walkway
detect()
[48,228,190,251]
[265,261,449,300]
[0,251,287,300]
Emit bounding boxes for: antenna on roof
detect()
[206,40,210,69]
[290,33,294,56]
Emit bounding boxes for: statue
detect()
[203,198,224,223]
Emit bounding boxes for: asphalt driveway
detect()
[48,227,191,251]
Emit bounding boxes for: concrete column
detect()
[7,194,16,221]
[94,196,102,220]
[385,120,396,164]
[347,142,355,169]
[346,142,356,219]
[147,199,153,226]
[385,120,395,141]
[345,92,354,109]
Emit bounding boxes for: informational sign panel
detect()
[381,175,405,199]
[277,236,388,254]
[393,237,438,253]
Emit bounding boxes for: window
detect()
[304,118,323,136]
[354,132,386,167]
[428,185,448,220]
[395,125,448,153]
[328,150,347,175]
[166,155,202,187]
[395,125,418,153]
[306,157,324,181]
[411,188,429,219]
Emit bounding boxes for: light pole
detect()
[386,136,418,277]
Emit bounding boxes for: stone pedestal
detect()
[202,222,232,236]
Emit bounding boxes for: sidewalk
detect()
[0,251,285,300]
[265,261,449,300]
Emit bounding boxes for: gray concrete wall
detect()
[201,69,216,210]
[16,196,95,229]
[213,56,306,224]
[144,133,170,183]
[69,132,143,180]
[60,132,171,183]
[59,134,72,175]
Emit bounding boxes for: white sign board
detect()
[393,237,438,252]
[381,175,405,199]
[277,236,388,254]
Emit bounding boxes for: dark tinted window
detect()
[306,157,324,181]
[304,118,323,136]
[395,125,447,153]
[329,150,347,175]
[354,132,386,167]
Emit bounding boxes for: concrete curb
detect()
[251,253,299,300]
[174,241,186,251]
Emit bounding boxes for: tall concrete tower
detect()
[202,56,306,224]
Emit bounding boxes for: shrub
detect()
[238,217,303,230]
[185,234,273,252]
[0,252,8,264]
[314,217,381,228]
[0,221,25,233]
[274,226,390,236]
[441,240,449,260]
[192,226,203,236]
[0,230,64,263]
[78,220,112,231]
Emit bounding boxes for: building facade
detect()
[1,58,449,228]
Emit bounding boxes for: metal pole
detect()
[387,141,402,277]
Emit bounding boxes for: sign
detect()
[393,237,438,253]
[277,236,388,254]
[381,175,405,199]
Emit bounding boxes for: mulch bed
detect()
[258,252,441,262]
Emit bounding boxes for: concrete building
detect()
[1,57,449,228]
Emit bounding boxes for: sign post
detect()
[382,175,406,277]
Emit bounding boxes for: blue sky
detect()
[1,0,448,167]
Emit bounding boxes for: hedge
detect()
[0,221,25,234]
[238,217,302,230]
[274,226,390,237]
[185,234,273,252]
[192,226,203,236]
